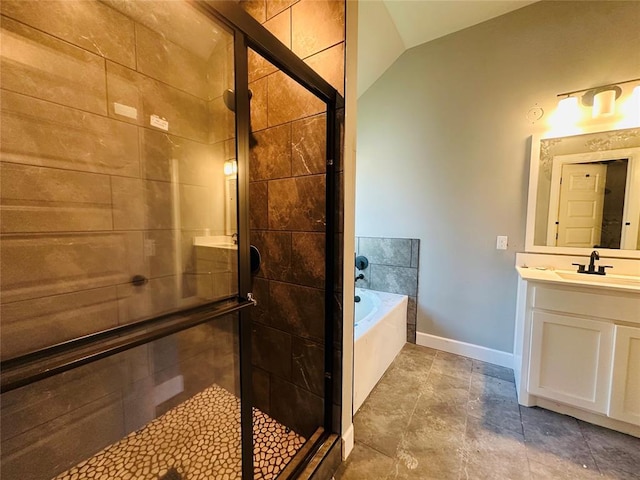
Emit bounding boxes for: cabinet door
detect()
[609,325,640,426]
[529,311,614,413]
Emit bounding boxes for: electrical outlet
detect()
[496,235,508,250]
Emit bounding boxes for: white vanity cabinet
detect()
[514,266,640,436]
[528,310,613,414]
[609,325,640,424]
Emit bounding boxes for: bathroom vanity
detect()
[514,253,640,436]
[514,128,640,437]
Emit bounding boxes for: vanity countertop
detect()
[516,266,640,293]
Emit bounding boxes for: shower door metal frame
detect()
[198,1,344,478]
[0,1,343,478]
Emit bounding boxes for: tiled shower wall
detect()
[239,0,345,438]
[0,2,243,477]
[1,315,240,479]
[356,236,420,343]
[0,0,236,359]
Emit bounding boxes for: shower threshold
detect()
[53,384,305,480]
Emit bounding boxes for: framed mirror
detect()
[525,127,640,258]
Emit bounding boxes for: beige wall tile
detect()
[144,230,178,279]
[239,0,266,23]
[248,49,277,84]
[1,355,127,441]
[1,90,140,177]
[180,184,212,230]
[1,0,136,68]
[122,376,155,433]
[135,23,211,100]
[251,124,292,181]
[0,232,144,304]
[250,181,269,230]
[0,162,113,233]
[250,77,269,132]
[106,61,210,143]
[208,95,235,144]
[268,175,326,231]
[1,16,107,115]
[102,0,225,64]
[304,42,345,96]
[264,9,291,49]
[117,275,179,324]
[291,114,327,176]
[267,0,297,20]
[0,287,119,360]
[292,0,344,58]
[140,129,219,187]
[111,177,173,230]
[208,38,235,100]
[111,177,145,230]
[267,71,325,126]
[1,393,124,480]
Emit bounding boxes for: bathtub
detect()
[353,288,408,413]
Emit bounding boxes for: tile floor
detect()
[54,384,304,480]
[335,344,640,480]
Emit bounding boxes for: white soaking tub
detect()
[353,288,408,413]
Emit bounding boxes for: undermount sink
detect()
[555,271,640,287]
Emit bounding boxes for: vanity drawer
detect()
[532,285,640,323]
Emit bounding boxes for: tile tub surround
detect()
[0,0,236,359]
[240,0,346,440]
[356,236,420,343]
[336,344,640,480]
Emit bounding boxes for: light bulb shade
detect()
[223,160,237,176]
[556,96,580,123]
[592,89,617,118]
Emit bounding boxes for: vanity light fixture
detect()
[555,95,580,122]
[223,160,237,176]
[557,78,640,120]
[583,86,622,118]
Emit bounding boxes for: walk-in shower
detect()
[0,1,344,478]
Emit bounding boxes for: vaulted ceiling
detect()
[357,0,537,96]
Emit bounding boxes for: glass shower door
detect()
[246,47,330,477]
[0,1,245,478]
[0,0,237,358]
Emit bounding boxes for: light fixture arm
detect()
[556,77,640,99]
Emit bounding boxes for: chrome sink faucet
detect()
[572,250,613,275]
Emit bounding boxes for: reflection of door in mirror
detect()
[529,128,640,255]
[547,152,639,249]
[555,163,607,247]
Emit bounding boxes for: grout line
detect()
[457,361,474,480]
[577,419,603,476]
[518,404,534,479]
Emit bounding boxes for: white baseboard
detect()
[341,424,354,460]
[416,332,513,369]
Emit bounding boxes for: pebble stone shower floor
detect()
[53,384,305,480]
